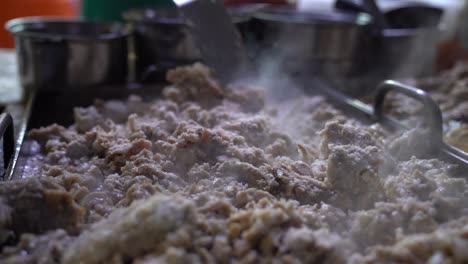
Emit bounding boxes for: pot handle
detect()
[335,0,367,13]
[373,80,443,145]
[0,113,14,180]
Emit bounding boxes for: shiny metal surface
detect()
[252,8,373,79]
[0,113,14,179]
[3,92,34,181]
[373,80,468,166]
[374,80,443,144]
[6,17,129,92]
[124,9,200,81]
[377,27,440,79]
[312,78,468,167]
[0,49,33,181]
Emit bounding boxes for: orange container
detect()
[0,0,76,48]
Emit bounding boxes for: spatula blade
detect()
[173,0,248,83]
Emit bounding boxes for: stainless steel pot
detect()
[6,17,129,93]
[251,7,373,80]
[124,9,199,82]
[123,7,256,82]
[378,27,441,78]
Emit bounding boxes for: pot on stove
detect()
[123,6,262,83]
[250,7,374,82]
[6,17,130,94]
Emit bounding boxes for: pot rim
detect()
[5,17,130,42]
[123,9,183,25]
[123,7,250,25]
[253,8,372,26]
[382,27,441,37]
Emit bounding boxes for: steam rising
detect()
[4,8,467,263]
[231,7,468,240]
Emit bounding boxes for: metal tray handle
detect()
[373,80,444,145]
[0,113,14,179]
[373,80,468,166]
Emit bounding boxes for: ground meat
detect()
[353,225,468,263]
[326,145,385,210]
[0,198,12,245]
[319,121,382,158]
[164,62,224,107]
[319,121,386,210]
[73,106,105,133]
[383,157,468,217]
[387,128,435,160]
[62,195,195,264]
[351,200,438,250]
[0,230,72,264]
[0,177,84,239]
[2,63,467,263]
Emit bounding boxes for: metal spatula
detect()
[172,0,248,84]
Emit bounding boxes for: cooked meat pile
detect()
[384,62,468,152]
[1,63,468,264]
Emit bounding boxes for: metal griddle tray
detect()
[0,80,467,182]
[1,84,164,181]
[313,79,468,168]
[0,91,34,181]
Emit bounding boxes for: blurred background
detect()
[0,0,465,48]
[1,0,468,96]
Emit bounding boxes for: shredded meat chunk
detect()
[63,195,195,264]
[353,226,468,263]
[0,177,84,238]
[1,63,467,263]
[0,230,72,264]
